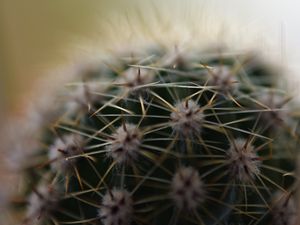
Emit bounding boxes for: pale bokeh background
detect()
[1,0,300,115]
[1,0,300,209]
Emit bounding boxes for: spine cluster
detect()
[171,167,205,210]
[107,123,142,164]
[99,189,133,225]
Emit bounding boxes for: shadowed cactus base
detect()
[10,46,300,225]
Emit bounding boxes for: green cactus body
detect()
[11,47,299,225]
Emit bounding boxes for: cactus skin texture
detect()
[11,46,300,225]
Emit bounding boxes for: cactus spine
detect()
[10,46,299,225]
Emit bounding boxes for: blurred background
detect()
[1,0,300,116]
[1,0,300,206]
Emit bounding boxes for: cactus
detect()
[9,46,299,225]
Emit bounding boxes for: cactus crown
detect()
[10,46,299,225]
